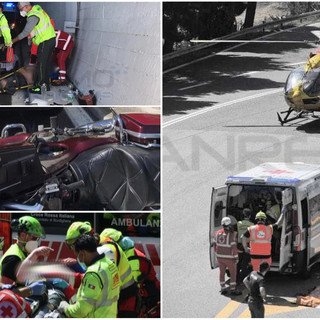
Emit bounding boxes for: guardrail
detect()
[164,9,320,69]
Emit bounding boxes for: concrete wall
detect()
[42,2,161,105]
[40,2,77,32]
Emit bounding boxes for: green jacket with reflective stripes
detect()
[0,13,11,45]
[65,255,120,318]
[26,5,55,46]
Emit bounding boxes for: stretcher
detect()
[0,68,33,94]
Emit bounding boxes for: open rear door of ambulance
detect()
[209,186,227,269]
[279,188,293,273]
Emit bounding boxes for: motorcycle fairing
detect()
[0,144,45,199]
[70,144,160,210]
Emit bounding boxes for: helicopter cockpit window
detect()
[302,68,320,97]
[285,67,304,95]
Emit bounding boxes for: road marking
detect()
[164,24,311,74]
[178,82,211,91]
[214,300,242,318]
[163,88,283,128]
[238,304,307,318]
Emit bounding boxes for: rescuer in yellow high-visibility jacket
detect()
[58,233,120,318]
[12,2,55,94]
[0,4,12,47]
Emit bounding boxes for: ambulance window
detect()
[308,195,320,231]
[214,201,223,225]
[285,204,293,232]
[301,198,309,227]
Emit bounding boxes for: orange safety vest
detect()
[249,224,272,256]
[214,229,238,259]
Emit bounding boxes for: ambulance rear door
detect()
[209,185,227,269]
[279,188,293,272]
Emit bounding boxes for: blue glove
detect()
[28,281,46,296]
[47,278,69,290]
[1,284,14,290]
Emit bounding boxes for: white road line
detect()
[285,61,305,66]
[164,24,315,74]
[178,82,210,91]
[163,88,283,128]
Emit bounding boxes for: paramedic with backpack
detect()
[101,228,160,316]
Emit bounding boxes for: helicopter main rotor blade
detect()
[190,39,319,44]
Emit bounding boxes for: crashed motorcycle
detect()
[0,109,160,211]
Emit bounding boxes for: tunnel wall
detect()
[42,2,160,105]
[40,2,77,32]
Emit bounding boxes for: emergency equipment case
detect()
[115,113,160,147]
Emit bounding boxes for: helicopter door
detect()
[279,188,293,273]
[209,185,227,269]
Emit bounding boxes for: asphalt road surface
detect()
[163,22,320,318]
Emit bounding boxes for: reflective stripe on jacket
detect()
[102,242,136,290]
[26,5,55,46]
[55,29,73,50]
[214,229,238,259]
[0,289,31,318]
[0,13,11,45]
[249,224,272,256]
[65,255,120,318]
[0,243,27,284]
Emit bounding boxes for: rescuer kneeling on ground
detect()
[242,209,284,271]
[212,217,241,295]
[243,261,270,318]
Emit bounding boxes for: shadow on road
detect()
[223,263,320,312]
[163,54,284,116]
[163,25,320,117]
[296,118,320,133]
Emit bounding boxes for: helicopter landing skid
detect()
[277,108,305,126]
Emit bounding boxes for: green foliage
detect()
[163,2,247,54]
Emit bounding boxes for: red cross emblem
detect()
[217,234,225,244]
[0,302,17,318]
[263,169,294,175]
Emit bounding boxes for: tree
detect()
[163,2,248,54]
[243,2,257,29]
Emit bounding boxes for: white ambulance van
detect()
[210,162,320,277]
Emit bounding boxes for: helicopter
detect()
[190,38,320,125]
[278,49,320,125]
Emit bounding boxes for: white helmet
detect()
[221,217,231,227]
